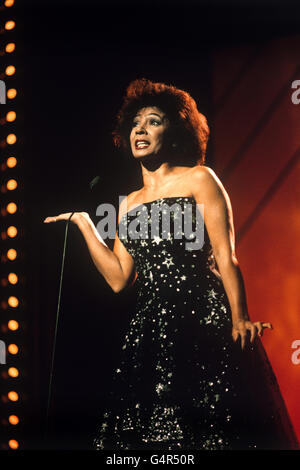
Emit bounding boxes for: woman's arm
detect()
[43,196,135,293]
[191,166,272,349]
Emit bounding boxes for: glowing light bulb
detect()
[8,344,18,355]
[7,89,17,99]
[8,391,18,401]
[7,249,17,261]
[8,367,19,378]
[8,296,19,308]
[5,21,15,31]
[7,226,17,238]
[6,134,17,145]
[8,273,18,284]
[5,43,15,53]
[5,66,15,76]
[6,179,17,190]
[8,415,19,426]
[8,439,19,449]
[8,320,19,330]
[7,203,17,214]
[6,111,16,122]
[6,157,17,168]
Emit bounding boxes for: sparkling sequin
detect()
[93,197,299,451]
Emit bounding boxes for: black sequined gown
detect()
[94,197,298,450]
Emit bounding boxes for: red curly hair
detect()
[112,78,209,166]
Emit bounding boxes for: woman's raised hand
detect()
[43,212,91,224]
[43,212,76,224]
[232,319,273,350]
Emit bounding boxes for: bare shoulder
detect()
[118,190,140,221]
[191,165,219,183]
[190,165,227,201]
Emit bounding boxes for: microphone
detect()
[89,175,100,191]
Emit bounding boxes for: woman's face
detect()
[129,106,170,160]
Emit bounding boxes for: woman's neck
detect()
[140,162,195,194]
[141,165,175,190]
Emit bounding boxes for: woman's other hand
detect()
[43,212,89,225]
[232,319,273,350]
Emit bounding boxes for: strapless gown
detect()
[93,197,298,450]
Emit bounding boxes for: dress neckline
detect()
[119,196,196,223]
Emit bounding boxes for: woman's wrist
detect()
[229,298,249,321]
[72,212,90,227]
[231,311,249,324]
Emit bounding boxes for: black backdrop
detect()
[12,0,300,449]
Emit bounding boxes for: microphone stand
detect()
[44,211,74,443]
[44,175,100,445]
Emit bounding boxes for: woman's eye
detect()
[132,119,161,128]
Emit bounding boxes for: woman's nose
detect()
[135,123,147,134]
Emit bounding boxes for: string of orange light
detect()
[0,0,20,451]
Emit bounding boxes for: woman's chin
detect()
[133,151,156,161]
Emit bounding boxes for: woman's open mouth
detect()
[135,139,150,149]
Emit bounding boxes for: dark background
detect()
[4,0,300,449]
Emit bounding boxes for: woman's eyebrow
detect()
[134,113,162,119]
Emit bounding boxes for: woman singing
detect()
[44,78,298,450]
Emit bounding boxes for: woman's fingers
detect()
[232,329,239,342]
[262,322,273,330]
[256,322,273,337]
[232,320,247,349]
[43,216,57,223]
[232,326,247,350]
[248,323,257,343]
[248,321,273,342]
[240,330,247,350]
[232,321,273,349]
[43,212,75,223]
[253,321,263,337]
